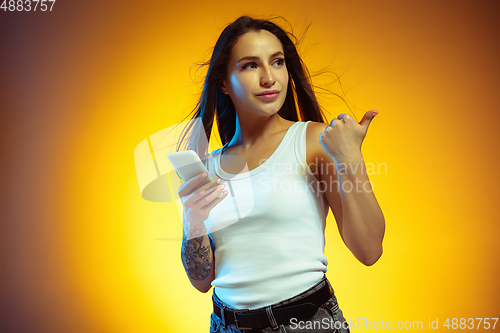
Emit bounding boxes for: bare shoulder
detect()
[304,121,332,181]
[305,121,330,160]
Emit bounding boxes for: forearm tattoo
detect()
[181,226,212,281]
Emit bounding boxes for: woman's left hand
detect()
[319,110,378,163]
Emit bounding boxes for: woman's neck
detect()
[228,113,289,151]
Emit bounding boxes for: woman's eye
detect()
[274,58,285,66]
[242,62,257,69]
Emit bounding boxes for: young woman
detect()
[176,16,385,333]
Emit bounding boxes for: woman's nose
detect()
[260,67,276,87]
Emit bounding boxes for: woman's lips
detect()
[256,91,280,101]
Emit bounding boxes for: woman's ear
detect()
[219,80,228,95]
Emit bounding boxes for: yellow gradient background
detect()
[1,0,499,332]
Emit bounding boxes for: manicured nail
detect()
[216,178,221,184]
[223,190,228,195]
[372,111,378,116]
[202,172,208,178]
[220,184,226,190]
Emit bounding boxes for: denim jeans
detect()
[210,276,350,333]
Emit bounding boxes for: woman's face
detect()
[221,30,289,117]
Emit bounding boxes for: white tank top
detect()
[204,121,329,310]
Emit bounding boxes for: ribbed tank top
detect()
[204,121,329,310]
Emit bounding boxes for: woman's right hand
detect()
[178,172,228,227]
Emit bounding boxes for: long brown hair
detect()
[177,16,327,161]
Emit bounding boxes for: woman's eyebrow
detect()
[236,51,285,65]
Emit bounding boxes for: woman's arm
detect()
[307,117,385,266]
[181,223,215,293]
[177,173,227,292]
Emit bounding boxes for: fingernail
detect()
[202,172,208,178]
[216,178,221,184]
[220,184,226,190]
[372,111,378,116]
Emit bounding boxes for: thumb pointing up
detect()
[359,110,378,133]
